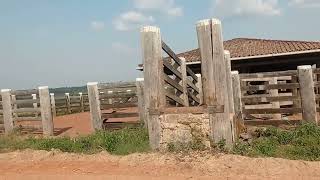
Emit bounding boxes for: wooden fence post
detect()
[79,92,84,112]
[180,57,189,107]
[32,94,38,118]
[65,93,71,114]
[11,95,18,119]
[196,18,234,147]
[269,78,281,120]
[107,91,113,105]
[231,71,245,136]
[141,26,165,150]
[1,89,14,134]
[196,74,203,105]
[39,86,54,136]
[87,82,102,131]
[136,78,147,127]
[298,65,317,124]
[50,93,56,118]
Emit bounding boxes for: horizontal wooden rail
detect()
[12,89,38,96]
[15,117,41,121]
[240,70,297,79]
[98,82,136,90]
[244,120,302,126]
[13,99,39,104]
[242,95,299,103]
[242,83,299,91]
[101,103,137,109]
[243,108,302,114]
[13,108,41,113]
[102,112,139,119]
[99,93,136,100]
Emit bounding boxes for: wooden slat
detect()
[242,95,299,103]
[162,41,198,82]
[240,70,297,79]
[163,74,183,93]
[163,60,182,79]
[15,117,41,121]
[102,112,139,119]
[13,108,41,113]
[244,120,302,126]
[186,79,200,93]
[314,81,320,87]
[12,89,38,96]
[243,108,301,114]
[187,91,200,104]
[99,93,136,99]
[165,91,184,106]
[313,68,320,74]
[101,103,137,109]
[98,82,136,90]
[13,99,39,104]
[242,83,299,91]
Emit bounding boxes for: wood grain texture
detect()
[39,86,54,136]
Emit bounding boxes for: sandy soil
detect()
[0,149,320,180]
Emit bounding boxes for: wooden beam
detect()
[39,86,54,136]
[136,78,147,127]
[298,65,317,123]
[1,89,14,134]
[87,82,102,130]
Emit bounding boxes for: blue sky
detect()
[0,0,319,89]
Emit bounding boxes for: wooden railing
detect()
[53,93,89,115]
[233,66,318,126]
[162,41,202,107]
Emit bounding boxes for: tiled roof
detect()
[178,38,320,62]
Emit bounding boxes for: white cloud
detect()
[133,0,183,17]
[212,0,281,18]
[289,0,320,8]
[90,21,105,31]
[113,11,154,31]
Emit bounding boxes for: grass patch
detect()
[233,123,320,161]
[0,127,150,155]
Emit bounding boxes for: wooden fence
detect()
[87,81,140,130]
[53,92,89,116]
[232,65,318,126]
[0,87,54,135]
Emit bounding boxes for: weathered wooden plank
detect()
[242,83,299,91]
[1,89,14,134]
[13,99,39,104]
[15,117,42,121]
[298,65,317,123]
[87,82,102,130]
[180,57,189,107]
[240,70,297,79]
[163,74,183,93]
[98,82,136,90]
[244,120,302,126]
[242,95,299,103]
[102,112,139,119]
[165,91,184,106]
[100,103,137,110]
[99,93,136,99]
[243,108,302,114]
[141,26,165,150]
[163,60,182,79]
[187,91,200,104]
[12,89,38,96]
[39,86,54,136]
[13,108,41,113]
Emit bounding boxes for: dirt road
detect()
[0,150,320,180]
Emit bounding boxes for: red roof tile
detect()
[177,38,320,62]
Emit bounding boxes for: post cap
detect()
[136,78,144,81]
[1,89,11,92]
[38,86,49,90]
[231,71,239,75]
[87,82,98,86]
[141,26,160,33]
[298,65,312,70]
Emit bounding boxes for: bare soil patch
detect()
[0,149,320,180]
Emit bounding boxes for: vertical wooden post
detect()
[195,74,203,105]
[196,18,234,147]
[136,78,147,127]
[1,89,14,134]
[180,57,189,107]
[298,65,317,124]
[39,86,54,136]
[50,93,56,118]
[32,94,38,118]
[79,92,84,112]
[65,93,71,114]
[269,78,281,120]
[11,95,18,119]
[231,71,245,136]
[141,26,165,150]
[107,91,113,105]
[87,82,102,131]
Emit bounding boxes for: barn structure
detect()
[138,38,320,73]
